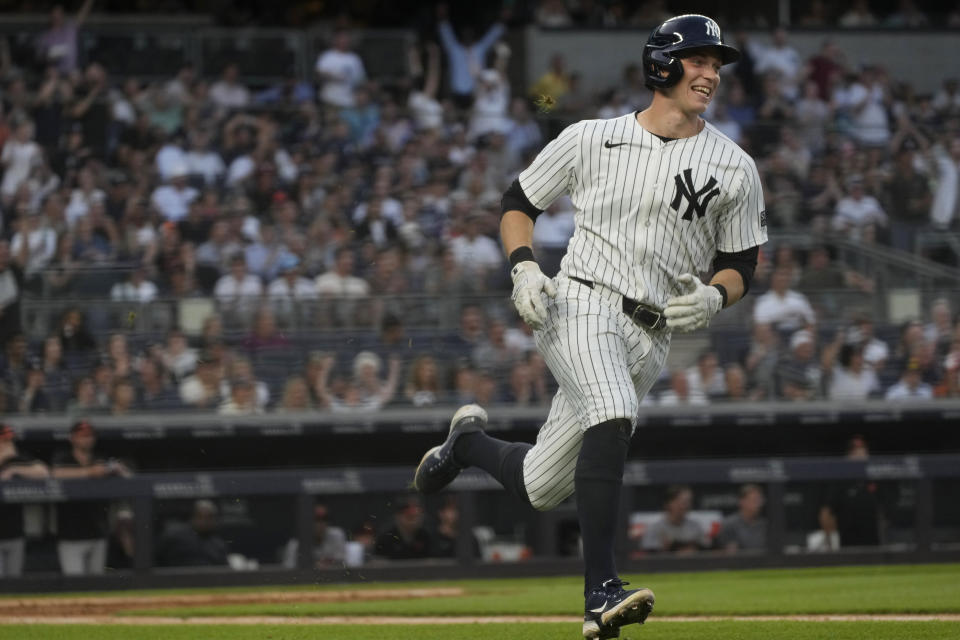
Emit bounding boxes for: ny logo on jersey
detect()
[705,19,721,38]
[670,168,721,221]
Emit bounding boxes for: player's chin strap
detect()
[662,273,723,333]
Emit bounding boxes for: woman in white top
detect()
[1,122,41,204]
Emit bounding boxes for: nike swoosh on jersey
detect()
[604,140,627,149]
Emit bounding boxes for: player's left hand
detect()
[663,273,723,333]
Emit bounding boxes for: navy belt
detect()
[570,277,667,331]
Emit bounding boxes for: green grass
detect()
[3,622,960,640]
[116,564,960,618]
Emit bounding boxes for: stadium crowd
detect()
[0,2,959,417]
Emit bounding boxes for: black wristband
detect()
[712,283,728,308]
[509,246,536,268]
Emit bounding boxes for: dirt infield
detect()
[2,614,960,625]
[0,587,464,618]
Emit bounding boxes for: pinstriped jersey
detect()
[519,112,767,308]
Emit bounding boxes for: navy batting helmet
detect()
[642,14,740,90]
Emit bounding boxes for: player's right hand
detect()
[510,261,557,330]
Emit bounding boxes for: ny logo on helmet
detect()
[670,168,721,221]
[705,19,721,38]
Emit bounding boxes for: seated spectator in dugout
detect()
[642,485,709,554]
[715,484,767,553]
[807,504,841,553]
[156,499,229,567]
[282,504,347,568]
[374,495,432,560]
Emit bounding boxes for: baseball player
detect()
[415,14,765,639]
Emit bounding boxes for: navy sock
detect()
[454,432,531,504]
[576,419,631,596]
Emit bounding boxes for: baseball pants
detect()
[0,538,25,577]
[58,539,107,575]
[523,275,670,511]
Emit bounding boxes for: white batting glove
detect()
[510,261,557,330]
[663,273,723,333]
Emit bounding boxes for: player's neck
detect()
[636,101,704,139]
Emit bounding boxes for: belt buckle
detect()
[631,304,664,331]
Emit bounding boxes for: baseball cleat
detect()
[582,579,655,639]
[413,404,488,494]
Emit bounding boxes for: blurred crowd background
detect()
[0,0,957,420]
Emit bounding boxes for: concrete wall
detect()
[526,28,958,99]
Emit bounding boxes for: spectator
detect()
[883,147,931,252]
[927,137,960,230]
[924,298,954,353]
[884,0,929,27]
[0,241,25,345]
[278,375,313,411]
[218,378,261,415]
[209,63,250,111]
[472,317,517,380]
[469,54,512,141]
[18,359,51,413]
[52,421,131,575]
[642,485,708,554]
[716,484,767,553]
[40,335,71,410]
[137,357,182,410]
[504,355,549,406]
[885,358,934,400]
[220,356,269,410]
[839,0,878,27]
[314,351,400,412]
[833,175,887,242]
[752,267,817,333]
[282,504,347,568]
[110,266,158,303]
[156,500,229,567]
[407,41,443,131]
[151,162,199,223]
[159,330,198,381]
[436,4,506,108]
[196,220,242,275]
[374,495,431,560]
[658,370,709,406]
[685,351,726,399]
[722,364,750,401]
[242,306,290,351]
[754,28,802,98]
[110,377,137,415]
[0,423,50,577]
[531,197,575,278]
[824,340,878,401]
[315,29,366,110]
[405,355,442,407]
[35,0,93,75]
[184,129,226,187]
[529,53,571,105]
[807,505,841,552]
[777,329,823,401]
[214,254,263,321]
[1,121,42,205]
[450,211,502,285]
[826,436,883,547]
[179,356,224,409]
[267,255,317,325]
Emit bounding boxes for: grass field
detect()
[2,564,960,639]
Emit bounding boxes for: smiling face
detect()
[662,49,723,115]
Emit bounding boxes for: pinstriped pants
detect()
[522,275,670,511]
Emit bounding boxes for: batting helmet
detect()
[642,14,740,90]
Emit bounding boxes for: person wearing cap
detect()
[776,329,823,401]
[150,161,199,223]
[374,495,432,560]
[885,358,934,401]
[51,420,131,575]
[281,504,348,568]
[0,424,50,577]
[832,173,887,243]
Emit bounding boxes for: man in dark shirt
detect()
[374,495,432,560]
[883,147,932,252]
[715,484,768,553]
[0,424,50,576]
[51,420,131,575]
[156,499,229,567]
